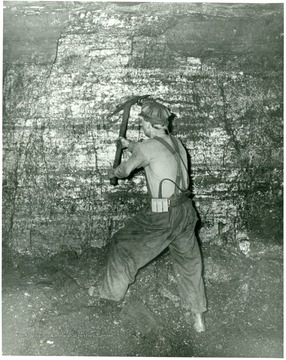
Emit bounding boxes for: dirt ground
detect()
[2,235,283,357]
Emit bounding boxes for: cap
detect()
[139,100,171,126]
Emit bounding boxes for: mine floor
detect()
[2,236,283,357]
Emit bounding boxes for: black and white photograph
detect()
[2,0,283,357]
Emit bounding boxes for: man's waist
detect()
[151,191,190,212]
[169,190,190,203]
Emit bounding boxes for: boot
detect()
[88,285,99,297]
[87,285,101,306]
[184,311,205,333]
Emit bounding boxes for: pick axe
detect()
[108,94,150,186]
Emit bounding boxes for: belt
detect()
[151,191,190,213]
[169,190,190,208]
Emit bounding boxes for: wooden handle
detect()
[110,142,123,186]
[109,95,150,187]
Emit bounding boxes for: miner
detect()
[89,99,207,332]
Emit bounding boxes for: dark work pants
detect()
[98,200,207,314]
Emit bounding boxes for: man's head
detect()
[139,100,172,137]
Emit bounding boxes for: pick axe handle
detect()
[110,143,123,186]
[109,94,150,186]
[110,105,131,186]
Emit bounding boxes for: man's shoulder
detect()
[136,138,157,147]
[131,138,163,156]
[134,136,181,152]
[140,138,167,149]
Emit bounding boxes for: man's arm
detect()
[109,142,148,179]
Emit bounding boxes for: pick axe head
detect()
[109,95,150,186]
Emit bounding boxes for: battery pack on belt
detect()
[151,178,187,213]
[151,198,170,213]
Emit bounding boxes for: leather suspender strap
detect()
[154,136,188,198]
[170,136,189,175]
[169,135,190,192]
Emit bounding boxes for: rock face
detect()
[3,2,283,255]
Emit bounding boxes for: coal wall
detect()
[3,2,283,256]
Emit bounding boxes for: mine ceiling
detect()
[3,1,283,69]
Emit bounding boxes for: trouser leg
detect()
[169,221,207,314]
[99,208,172,301]
[98,234,134,301]
[98,200,207,312]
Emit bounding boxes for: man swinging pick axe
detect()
[88,98,207,332]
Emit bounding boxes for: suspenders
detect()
[153,135,189,198]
